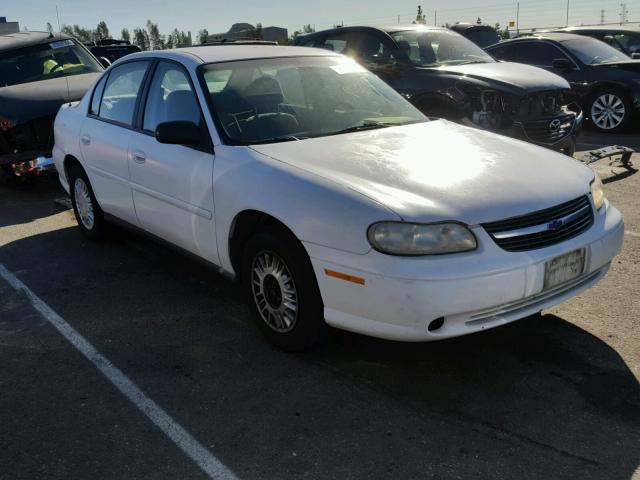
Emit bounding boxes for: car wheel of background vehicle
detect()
[242,227,328,351]
[589,89,631,133]
[68,165,107,240]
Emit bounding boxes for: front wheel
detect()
[69,165,107,240]
[589,89,631,133]
[242,227,328,351]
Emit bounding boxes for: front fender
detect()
[212,146,400,274]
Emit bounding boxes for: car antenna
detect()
[55,5,71,105]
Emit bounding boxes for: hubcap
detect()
[251,251,298,333]
[591,94,625,130]
[74,178,95,230]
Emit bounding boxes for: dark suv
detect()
[296,26,582,155]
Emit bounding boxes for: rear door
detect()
[127,60,218,262]
[80,60,151,224]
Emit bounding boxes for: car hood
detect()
[250,120,593,225]
[593,60,640,73]
[0,73,99,125]
[432,61,570,94]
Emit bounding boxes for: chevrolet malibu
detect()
[53,45,624,351]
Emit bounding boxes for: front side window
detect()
[201,56,426,145]
[99,61,150,126]
[143,62,201,132]
[389,29,494,66]
[561,38,630,65]
[0,39,103,88]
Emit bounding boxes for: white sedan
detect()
[53,45,624,351]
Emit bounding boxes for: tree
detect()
[197,29,209,44]
[46,22,53,34]
[62,24,93,42]
[133,27,149,50]
[255,23,263,40]
[414,5,427,24]
[476,17,483,25]
[146,20,165,50]
[303,24,314,33]
[121,28,131,43]
[95,21,110,40]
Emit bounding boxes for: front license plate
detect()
[544,249,586,290]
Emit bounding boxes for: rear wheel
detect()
[68,165,107,240]
[589,89,631,133]
[242,227,328,351]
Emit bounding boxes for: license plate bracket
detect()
[544,249,586,291]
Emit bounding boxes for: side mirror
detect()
[631,52,640,60]
[99,56,111,68]
[155,121,203,147]
[552,58,575,71]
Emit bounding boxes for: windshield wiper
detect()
[327,122,397,136]
[254,135,307,144]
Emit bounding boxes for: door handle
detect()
[132,151,146,164]
[81,135,91,146]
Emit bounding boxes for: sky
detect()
[7,0,640,38]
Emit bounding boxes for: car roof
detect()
[125,44,339,65]
[553,26,640,33]
[297,24,448,39]
[0,31,73,53]
[497,32,590,44]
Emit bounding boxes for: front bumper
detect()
[305,201,623,342]
[506,108,583,154]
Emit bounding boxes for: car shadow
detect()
[0,175,67,228]
[0,224,638,479]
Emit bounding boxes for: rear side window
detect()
[488,44,514,61]
[510,42,567,66]
[99,61,150,126]
[89,74,108,116]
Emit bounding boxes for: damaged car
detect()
[0,31,103,179]
[295,25,582,155]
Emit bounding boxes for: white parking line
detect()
[0,263,238,480]
[626,231,640,238]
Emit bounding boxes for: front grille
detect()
[518,112,575,144]
[482,196,594,252]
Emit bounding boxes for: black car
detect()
[0,31,103,178]
[450,23,501,48]
[85,39,141,65]
[487,33,640,132]
[547,26,640,59]
[295,26,582,155]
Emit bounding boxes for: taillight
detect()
[0,116,15,132]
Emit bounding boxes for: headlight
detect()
[590,174,605,210]
[367,222,477,256]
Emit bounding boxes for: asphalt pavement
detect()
[0,130,638,480]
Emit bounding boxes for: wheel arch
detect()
[228,209,306,282]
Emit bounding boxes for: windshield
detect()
[561,38,631,65]
[465,30,502,48]
[0,39,103,88]
[201,56,427,145]
[389,29,495,67]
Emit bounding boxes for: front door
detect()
[128,61,218,263]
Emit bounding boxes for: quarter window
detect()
[99,61,150,126]
[143,62,201,132]
[89,74,107,116]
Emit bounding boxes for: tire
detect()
[68,164,107,240]
[242,227,328,351]
[588,89,631,133]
